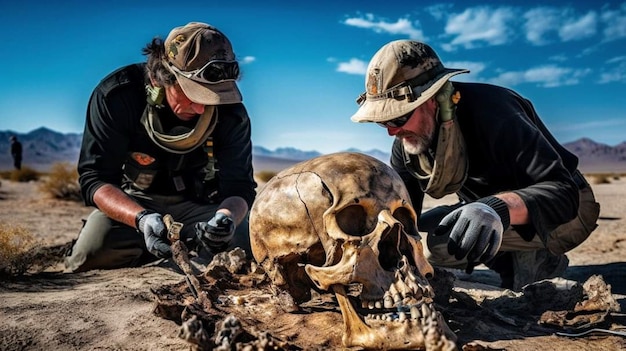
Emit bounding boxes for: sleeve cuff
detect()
[477,196,511,229]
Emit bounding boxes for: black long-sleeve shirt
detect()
[391,82,579,242]
[78,63,256,208]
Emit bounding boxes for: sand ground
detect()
[0,176,625,350]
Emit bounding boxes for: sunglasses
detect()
[377,111,413,128]
[166,59,240,84]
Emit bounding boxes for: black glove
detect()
[419,202,465,233]
[434,196,510,268]
[136,210,172,258]
[194,212,235,253]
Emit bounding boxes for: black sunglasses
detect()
[167,59,240,84]
[376,111,413,128]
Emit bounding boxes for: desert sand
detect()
[1,175,625,351]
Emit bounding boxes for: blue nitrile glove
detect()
[434,196,510,270]
[194,212,235,253]
[136,210,172,258]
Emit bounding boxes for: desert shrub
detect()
[0,222,39,276]
[9,166,40,182]
[38,162,82,201]
[255,170,277,183]
[589,173,612,185]
[0,222,67,277]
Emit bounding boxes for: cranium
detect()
[250,152,457,350]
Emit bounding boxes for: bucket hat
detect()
[351,40,469,123]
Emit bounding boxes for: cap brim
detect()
[175,74,242,105]
[351,68,469,123]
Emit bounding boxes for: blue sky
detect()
[2,0,625,154]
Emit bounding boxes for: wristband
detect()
[476,196,511,229]
[135,209,155,229]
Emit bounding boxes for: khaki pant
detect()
[421,186,600,269]
[65,191,251,272]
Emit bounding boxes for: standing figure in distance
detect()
[9,135,22,170]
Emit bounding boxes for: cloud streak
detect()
[488,65,591,87]
[336,58,368,75]
[443,6,517,50]
[345,4,626,48]
[343,13,425,40]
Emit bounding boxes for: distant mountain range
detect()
[1,127,625,173]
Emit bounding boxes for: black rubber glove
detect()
[136,210,172,258]
[434,196,510,269]
[194,212,235,253]
[418,202,465,233]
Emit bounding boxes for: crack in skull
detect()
[250,152,458,350]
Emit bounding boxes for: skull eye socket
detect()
[335,205,375,236]
[393,207,418,236]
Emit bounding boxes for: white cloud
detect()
[443,6,518,50]
[598,56,626,83]
[522,7,598,45]
[552,118,626,132]
[343,14,425,40]
[600,3,626,42]
[523,7,561,45]
[489,65,591,87]
[548,54,569,62]
[559,11,597,42]
[607,56,626,64]
[240,56,256,64]
[337,58,368,75]
[424,3,454,21]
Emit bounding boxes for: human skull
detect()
[250,152,457,350]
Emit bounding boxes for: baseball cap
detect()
[163,22,242,105]
[351,40,469,123]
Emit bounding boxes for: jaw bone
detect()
[309,246,457,350]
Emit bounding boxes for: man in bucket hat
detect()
[352,40,599,290]
[66,22,256,272]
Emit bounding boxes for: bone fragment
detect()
[171,240,212,309]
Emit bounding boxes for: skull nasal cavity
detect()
[335,205,373,236]
[379,227,402,271]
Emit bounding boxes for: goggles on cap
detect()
[165,59,239,84]
[376,111,413,129]
[356,62,447,106]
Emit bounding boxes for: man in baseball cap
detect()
[66,22,256,273]
[162,22,241,105]
[351,40,599,291]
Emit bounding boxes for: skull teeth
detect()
[364,302,437,323]
[359,256,437,324]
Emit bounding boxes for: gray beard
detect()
[401,134,432,155]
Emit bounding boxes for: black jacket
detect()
[391,82,579,242]
[78,63,256,208]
